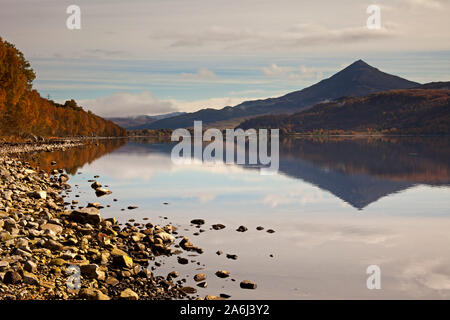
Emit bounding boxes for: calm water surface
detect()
[29,137,450,299]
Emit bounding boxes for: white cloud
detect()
[83,49,129,58]
[263,186,325,207]
[181,67,218,80]
[290,65,323,81]
[229,89,267,96]
[282,222,397,249]
[262,64,323,81]
[262,64,292,77]
[397,0,444,9]
[167,95,274,112]
[80,91,177,117]
[161,24,397,51]
[80,90,275,116]
[2,0,449,60]
[85,150,265,185]
[179,191,217,203]
[402,259,450,291]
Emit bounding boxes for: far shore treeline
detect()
[238,88,450,135]
[0,37,126,139]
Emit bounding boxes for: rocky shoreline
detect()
[0,139,85,155]
[0,137,129,155]
[0,149,207,300]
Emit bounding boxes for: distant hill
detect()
[416,82,450,90]
[145,60,419,129]
[0,37,126,138]
[238,88,450,135]
[107,112,186,129]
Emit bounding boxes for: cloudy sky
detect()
[1,0,449,117]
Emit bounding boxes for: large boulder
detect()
[80,264,106,280]
[41,223,63,234]
[3,271,22,284]
[22,271,39,286]
[215,270,230,278]
[119,288,139,300]
[154,231,175,244]
[240,280,257,289]
[111,247,134,269]
[95,188,112,197]
[112,254,133,269]
[79,288,110,300]
[69,208,101,225]
[28,190,47,200]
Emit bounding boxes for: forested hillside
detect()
[238,89,450,135]
[0,37,126,138]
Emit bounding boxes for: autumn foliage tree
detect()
[0,37,126,138]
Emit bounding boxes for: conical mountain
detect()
[299,59,419,99]
[142,60,419,129]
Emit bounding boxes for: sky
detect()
[0,0,449,117]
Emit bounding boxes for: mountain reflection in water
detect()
[24,136,450,210]
[113,136,450,210]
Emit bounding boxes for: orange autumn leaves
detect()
[0,37,126,138]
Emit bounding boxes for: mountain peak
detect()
[329,59,420,92]
[343,59,373,71]
[354,59,369,65]
[144,60,420,129]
